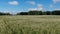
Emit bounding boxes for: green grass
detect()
[0,15,60,34]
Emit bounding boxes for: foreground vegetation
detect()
[0,15,60,34]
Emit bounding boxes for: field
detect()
[0,15,60,34]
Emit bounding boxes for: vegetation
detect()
[28,11,42,15]
[0,10,60,15]
[0,15,60,34]
[0,10,60,34]
[0,12,11,15]
[17,12,28,15]
[17,10,60,15]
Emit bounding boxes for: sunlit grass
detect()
[0,15,60,34]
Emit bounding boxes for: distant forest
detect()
[0,10,60,15]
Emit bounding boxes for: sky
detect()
[0,0,60,14]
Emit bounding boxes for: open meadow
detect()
[0,15,60,34]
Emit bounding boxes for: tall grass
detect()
[0,15,60,34]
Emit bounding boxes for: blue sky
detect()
[0,0,60,14]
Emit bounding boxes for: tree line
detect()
[0,12,11,15]
[0,10,60,15]
[17,10,60,15]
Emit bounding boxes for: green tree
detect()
[28,11,42,15]
[17,12,28,15]
[52,10,60,15]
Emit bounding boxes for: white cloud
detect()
[50,0,60,9]
[28,8,37,11]
[53,0,60,3]
[27,1,35,5]
[8,1,19,5]
[50,4,53,8]
[37,4,43,11]
[37,4,43,8]
[0,11,11,13]
[54,9,60,10]
[28,4,44,11]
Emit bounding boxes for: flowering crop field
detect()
[0,15,60,34]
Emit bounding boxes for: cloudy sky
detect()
[0,0,60,14]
